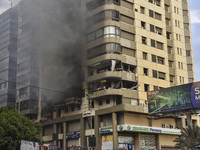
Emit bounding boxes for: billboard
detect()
[66,131,80,139]
[147,81,200,114]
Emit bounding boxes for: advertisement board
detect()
[20,140,39,150]
[102,135,113,150]
[117,124,181,135]
[66,131,80,139]
[147,81,200,114]
[118,136,134,150]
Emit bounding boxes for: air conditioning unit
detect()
[169,124,174,129]
[100,122,106,127]
[162,124,166,128]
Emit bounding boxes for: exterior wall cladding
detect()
[0,8,18,108]
[0,0,198,150]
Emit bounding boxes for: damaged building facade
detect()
[0,0,198,149]
[41,0,198,149]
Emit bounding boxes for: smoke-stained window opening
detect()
[88,78,138,93]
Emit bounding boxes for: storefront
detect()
[99,124,181,150]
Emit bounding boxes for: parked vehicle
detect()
[40,144,58,150]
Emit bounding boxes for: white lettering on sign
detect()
[195,87,200,95]
[195,95,200,100]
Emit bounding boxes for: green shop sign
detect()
[99,126,113,134]
[117,124,181,135]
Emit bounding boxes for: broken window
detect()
[142,36,147,44]
[144,84,149,92]
[143,68,148,76]
[141,21,146,29]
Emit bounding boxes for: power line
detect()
[0,78,68,95]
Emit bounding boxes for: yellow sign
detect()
[102,135,113,142]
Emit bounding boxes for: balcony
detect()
[87,71,136,82]
[66,97,82,105]
[20,108,38,115]
[90,88,138,99]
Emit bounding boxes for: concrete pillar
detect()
[175,117,185,129]
[112,112,118,149]
[81,117,87,147]
[63,122,67,150]
[53,123,57,146]
[187,113,192,127]
[135,133,141,150]
[94,115,101,150]
[156,134,161,150]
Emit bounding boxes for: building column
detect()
[53,123,57,146]
[135,133,141,150]
[112,112,118,149]
[63,122,67,150]
[187,113,192,126]
[94,114,101,150]
[156,134,161,150]
[81,117,87,147]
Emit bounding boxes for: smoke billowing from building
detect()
[28,0,82,103]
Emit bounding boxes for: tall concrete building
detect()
[40,0,198,150]
[0,8,18,108]
[0,0,196,149]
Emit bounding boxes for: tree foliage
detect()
[174,125,200,150]
[0,107,42,150]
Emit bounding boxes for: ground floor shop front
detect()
[99,124,181,150]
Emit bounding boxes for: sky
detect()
[189,0,200,81]
[0,0,199,81]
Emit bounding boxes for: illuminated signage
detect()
[148,81,200,114]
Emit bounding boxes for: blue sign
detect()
[67,131,80,139]
[148,81,200,114]
[128,144,133,150]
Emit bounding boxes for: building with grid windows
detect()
[0,8,18,108]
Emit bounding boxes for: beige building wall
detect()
[40,0,197,149]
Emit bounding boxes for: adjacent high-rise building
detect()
[0,0,197,149]
[16,0,40,118]
[0,8,18,108]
